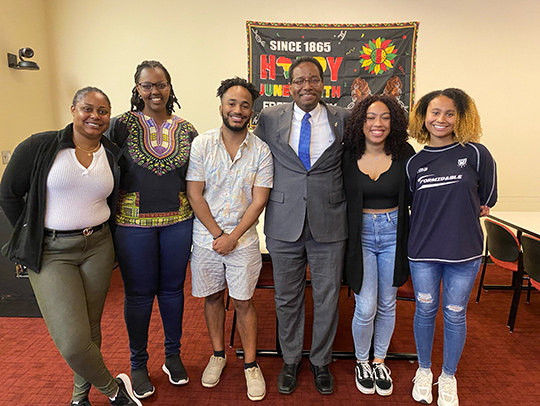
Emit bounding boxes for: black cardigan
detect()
[0,124,122,273]
[342,143,415,294]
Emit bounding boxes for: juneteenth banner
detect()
[247,21,419,125]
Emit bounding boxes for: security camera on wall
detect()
[7,47,40,70]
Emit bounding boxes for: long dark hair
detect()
[344,95,409,160]
[130,60,181,115]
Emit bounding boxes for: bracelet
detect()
[213,230,224,240]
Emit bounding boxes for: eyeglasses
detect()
[138,81,170,91]
[291,77,322,87]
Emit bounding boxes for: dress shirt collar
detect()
[293,102,323,124]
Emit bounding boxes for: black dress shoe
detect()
[277,362,302,394]
[310,362,334,395]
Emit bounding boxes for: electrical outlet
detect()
[2,150,11,164]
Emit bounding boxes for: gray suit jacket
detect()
[254,101,350,243]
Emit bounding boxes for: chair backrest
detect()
[522,234,540,287]
[484,218,520,264]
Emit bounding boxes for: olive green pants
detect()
[28,224,119,401]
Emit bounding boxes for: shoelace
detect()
[357,362,372,379]
[209,356,225,367]
[413,370,431,385]
[437,376,457,394]
[246,367,261,380]
[373,363,392,382]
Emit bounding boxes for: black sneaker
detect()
[355,361,375,394]
[110,373,142,406]
[372,362,393,396]
[70,399,91,406]
[162,354,189,385]
[131,366,155,398]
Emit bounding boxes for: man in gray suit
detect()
[254,56,350,395]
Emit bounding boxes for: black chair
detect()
[476,218,521,302]
[476,219,533,332]
[505,233,540,331]
[478,218,538,332]
[521,234,540,292]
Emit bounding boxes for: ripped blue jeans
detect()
[410,259,481,375]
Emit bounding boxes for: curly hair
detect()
[408,88,482,144]
[216,77,259,104]
[344,95,409,160]
[130,60,181,115]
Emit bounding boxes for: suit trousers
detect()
[267,219,345,366]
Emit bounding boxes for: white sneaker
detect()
[437,375,458,406]
[201,355,227,388]
[244,365,266,401]
[412,368,433,404]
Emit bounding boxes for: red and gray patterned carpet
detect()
[1,263,539,405]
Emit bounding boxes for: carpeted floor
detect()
[1,263,539,405]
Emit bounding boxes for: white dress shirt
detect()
[289,102,334,168]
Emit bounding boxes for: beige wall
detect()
[1,0,539,210]
[0,0,55,171]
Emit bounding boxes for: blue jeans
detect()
[114,219,193,369]
[352,210,399,361]
[410,259,481,375]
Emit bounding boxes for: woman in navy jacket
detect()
[407,88,497,406]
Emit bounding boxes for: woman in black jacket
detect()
[343,94,414,398]
[0,87,141,406]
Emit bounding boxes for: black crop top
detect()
[360,160,400,209]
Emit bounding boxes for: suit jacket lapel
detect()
[277,104,293,145]
[276,104,308,171]
[326,103,344,143]
[310,102,343,170]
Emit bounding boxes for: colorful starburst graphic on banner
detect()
[360,37,397,75]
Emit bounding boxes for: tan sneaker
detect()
[201,355,227,388]
[244,365,266,401]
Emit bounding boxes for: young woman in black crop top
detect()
[343,95,415,397]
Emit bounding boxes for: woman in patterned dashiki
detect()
[107,60,198,399]
[407,88,497,406]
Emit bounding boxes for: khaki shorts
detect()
[190,239,262,300]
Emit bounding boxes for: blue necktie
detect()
[298,113,311,170]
